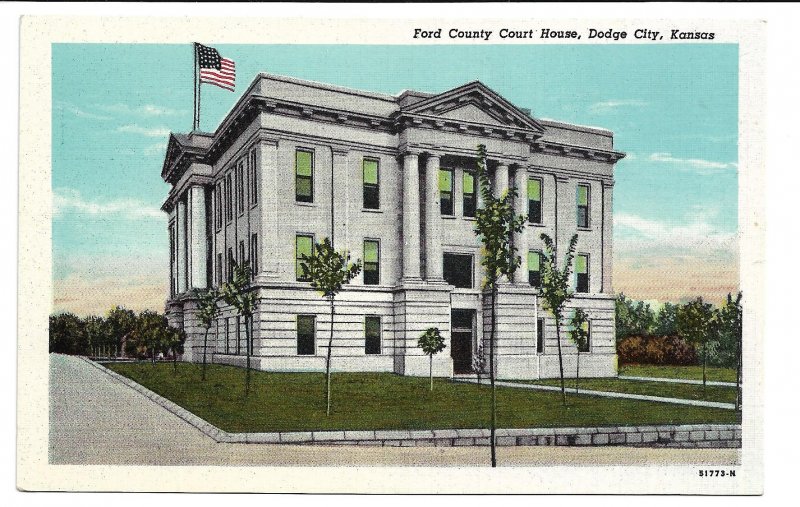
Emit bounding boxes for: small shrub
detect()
[618,335,697,366]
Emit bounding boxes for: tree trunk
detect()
[576,350,580,394]
[556,313,566,406]
[245,314,252,398]
[490,285,497,468]
[702,339,707,398]
[173,349,177,373]
[429,354,433,391]
[201,326,210,381]
[736,328,742,411]
[326,297,335,416]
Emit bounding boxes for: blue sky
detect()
[52,43,738,315]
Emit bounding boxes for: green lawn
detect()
[619,365,738,383]
[105,362,740,433]
[524,378,737,404]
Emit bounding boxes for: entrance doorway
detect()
[451,309,475,375]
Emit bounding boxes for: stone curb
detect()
[84,358,742,448]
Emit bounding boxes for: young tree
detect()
[539,232,579,406]
[221,261,258,397]
[418,327,446,391]
[676,297,715,396]
[49,312,85,355]
[196,288,221,381]
[299,237,361,416]
[568,308,590,393]
[717,292,743,410]
[473,143,527,468]
[84,316,105,358]
[167,326,187,373]
[472,344,487,385]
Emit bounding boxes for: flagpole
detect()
[193,43,199,131]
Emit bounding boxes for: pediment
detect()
[400,81,545,133]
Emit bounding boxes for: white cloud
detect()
[614,211,737,260]
[54,101,112,121]
[648,152,737,171]
[588,99,648,114]
[97,103,184,117]
[53,188,163,220]
[116,124,172,138]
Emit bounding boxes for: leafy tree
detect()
[221,261,258,397]
[615,293,656,341]
[472,143,527,468]
[417,327,446,391]
[299,237,361,416]
[104,306,137,357]
[49,312,85,355]
[568,308,590,393]
[196,288,221,381]
[539,232,579,406]
[472,344,487,385]
[676,297,715,395]
[133,310,170,365]
[84,316,105,357]
[655,302,679,337]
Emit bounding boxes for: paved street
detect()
[49,353,740,467]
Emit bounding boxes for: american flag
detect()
[196,43,235,92]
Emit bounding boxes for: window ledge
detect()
[577,227,593,232]
[361,208,383,214]
[441,215,457,220]
[462,216,477,222]
[295,201,319,208]
[528,222,547,228]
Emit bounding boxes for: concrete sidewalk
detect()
[49,353,739,467]
[455,378,737,410]
[619,375,739,387]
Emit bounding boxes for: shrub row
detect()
[617,335,697,366]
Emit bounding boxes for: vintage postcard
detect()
[17,8,765,495]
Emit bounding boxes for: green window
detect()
[576,254,589,293]
[363,159,380,209]
[295,149,313,203]
[537,318,545,354]
[577,184,590,228]
[440,169,453,215]
[528,251,542,287]
[365,316,381,355]
[249,150,258,205]
[528,178,542,224]
[363,239,380,285]
[579,320,590,352]
[463,171,476,217]
[297,315,316,355]
[296,234,314,281]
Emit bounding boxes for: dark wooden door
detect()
[451,310,474,374]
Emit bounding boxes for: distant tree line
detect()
[49,306,186,363]
[615,292,742,369]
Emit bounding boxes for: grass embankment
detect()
[105,362,741,433]
[619,365,738,383]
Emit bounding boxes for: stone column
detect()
[176,197,187,294]
[424,154,443,281]
[494,163,509,197]
[512,166,528,284]
[494,163,510,284]
[189,185,207,289]
[402,152,421,281]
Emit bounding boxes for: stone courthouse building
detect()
[161,73,625,379]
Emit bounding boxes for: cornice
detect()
[532,140,626,163]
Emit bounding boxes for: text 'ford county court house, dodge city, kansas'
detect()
[160,72,625,379]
